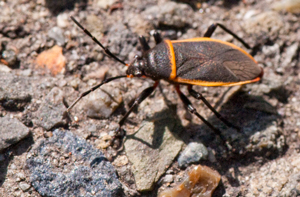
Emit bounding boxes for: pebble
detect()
[47,26,65,46]
[178,142,208,168]
[16,172,26,182]
[35,45,66,75]
[19,182,31,191]
[163,174,174,183]
[56,13,69,28]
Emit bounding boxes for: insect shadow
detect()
[124,85,280,155]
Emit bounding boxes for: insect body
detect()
[128,38,262,86]
[68,17,263,144]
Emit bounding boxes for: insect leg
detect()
[175,85,227,144]
[203,23,251,49]
[153,31,163,45]
[138,36,151,51]
[118,81,159,129]
[188,85,240,131]
[70,16,127,65]
[67,75,127,113]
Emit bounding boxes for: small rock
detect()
[33,87,67,130]
[57,13,69,28]
[0,116,30,151]
[178,142,208,168]
[163,174,174,183]
[35,45,66,76]
[48,26,65,46]
[16,172,26,182]
[19,182,31,191]
[113,155,129,167]
[96,132,113,149]
[1,48,18,68]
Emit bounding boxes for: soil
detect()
[0,0,300,196]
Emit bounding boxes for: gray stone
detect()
[47,26,65,46]
[1,49,18,68]
[26,129,122,197]
[33,87,67,130]
[178,142,208,168]
[19,182,31,191]
[0,115,30,151]
[0,72,32,111]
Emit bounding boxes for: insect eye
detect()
[134,69,143,77]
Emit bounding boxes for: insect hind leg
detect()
[175,85,228,145]
[203,23,251,49]
[188,85,241,131]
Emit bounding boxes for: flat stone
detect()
[124,99,184,191]
[0,115,30,151]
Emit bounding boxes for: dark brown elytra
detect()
[67,16,263,147]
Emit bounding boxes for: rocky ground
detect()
[0,0,300,196]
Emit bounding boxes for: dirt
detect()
[0,0,300,196]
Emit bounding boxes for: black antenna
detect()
[70,16,127,66]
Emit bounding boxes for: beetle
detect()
[67,16,263,144]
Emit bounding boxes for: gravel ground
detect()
[0,0,300,196]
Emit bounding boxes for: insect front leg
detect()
[116,81,159,134]
[66,75,127,114]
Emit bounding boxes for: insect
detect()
[67,16,263,145]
